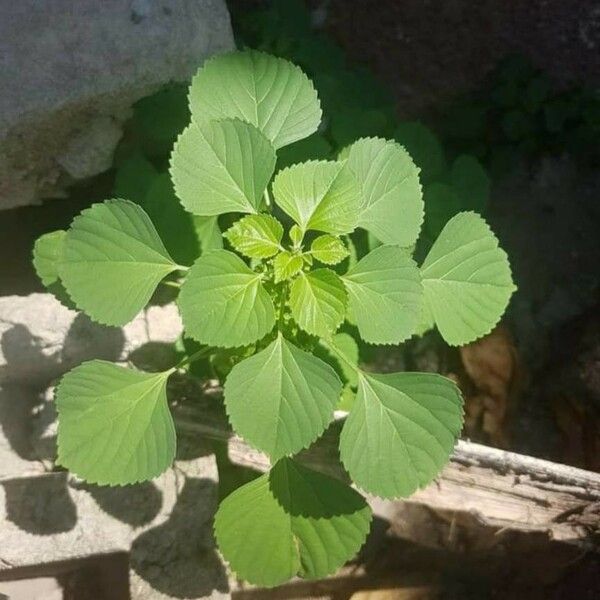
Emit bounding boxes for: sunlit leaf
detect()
[310,235,349,265]
[60,200,178,326]
[289,269,347,338]
[224,334,342,458]
[224,214,283,259]
[340,371,463,498]
[273,250,304,283]
[215,458,371,586]
[178,250,275,347]
[421,212,516,346]
[56,361,175,485]
[189,50,321,149]
[170,118,276,216]
[342,246,423,344]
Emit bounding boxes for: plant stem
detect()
[161,280,181,289]
[174,346,215,370]
[263,188,271,208]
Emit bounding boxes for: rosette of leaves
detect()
[33,50,516,588]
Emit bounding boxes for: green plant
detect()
[33,50,515,587]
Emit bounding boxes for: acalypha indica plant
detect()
[33,50,515,587]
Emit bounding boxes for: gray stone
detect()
[0,0,234,210]
[0,293,183,384]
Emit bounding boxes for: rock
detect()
[0,293,183,384]
[0,0,233,210]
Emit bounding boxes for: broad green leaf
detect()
[272,160,359,235]
[33,230,66,287]
[421,212,516,346]
[394,121,447,183]
[340,372,463,498]
[141,173,201,265]
[310,235,349,265]
[326,332,359,387]
[343,138,424,246]
[224,334,342,459]
[342,246,423,344]
[273,251,303,283]
[450,155,490,212]
[189,50,321,149]
[224,214,283,259]
[215,458,371,586]
[193,215,223,252]
[56,360,175,485]
[178,250,275,348]
[289,269,347,338]
[60,200,178,326]
[170,118,276,216]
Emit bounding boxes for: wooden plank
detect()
[173,394,600,548]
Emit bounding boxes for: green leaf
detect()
[214,458,371,587]
[141,173,202,265]
[178,250,276,348]
[289,269,347,338]
[193,215,223,253]
[224,214,283,258]
[342,246,423,344]
[224,334,342,459]
[56,360,176,485]
[450,155,490,212]
[310,235,349,265]
[343,138,423,247]
[337,385,356,411]
[421,212,516,346]
[33,230,67,288]
[273,251,304,283]
[60,200,178,326]
[340,371,463,498]
[289,224,303,247]
[170,118,276,216]
[272,160,359,235]
[326,332,359,387]
[189,50,322,149]
[394,121,447,183]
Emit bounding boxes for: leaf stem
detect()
[176,265,190,272]
[161,280,181,289]
[263,188,271,208]
[174,346,215,370]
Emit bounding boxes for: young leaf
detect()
[189,50,322,149]
[56,360,176,486]
[272,160,359,235]
[289,269,347,338]
[340,372,463,498]
[178,250,275,348]
[342,137,424,247]
[421,212,516,346]
[224,334,342,459]
[214,458,371,587]
[289,224,303,247]
[310,234,349,265]
[170,118,276,216]
[342,246,423,344]
[273,251,304,283]
[60,200,178,326]
[33,230,66,288]
[224,214,283,259]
